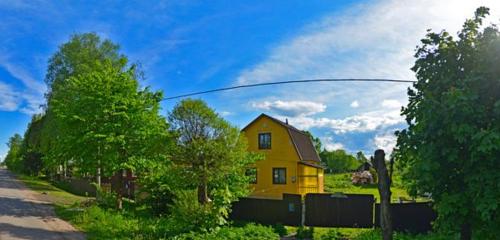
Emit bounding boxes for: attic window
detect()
[258,133,271,149]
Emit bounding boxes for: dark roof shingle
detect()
[242,113,321,163]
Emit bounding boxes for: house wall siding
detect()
[244,117,299,199]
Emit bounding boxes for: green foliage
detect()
[395,7,500,237]
[45,32,129,93]
[132,159,176,216]
[173,223,279,240]
[320,149,360,173]
[356,151,368,162]
[353,229,456,240]
[324,173,416,203]
[318,229,342,240]
[5,115,47,175]
[20,114,46,175]
[69,205,140,239]
[58,202,278,240]
[369,167,378,183]
[272,223,288,237]
[168,190,225,232]
[296,226,314,239]
[95,186,118,209]
[168,99,262,228]
[4,134,24,172]
[42,33,131,174]
[49,61,169,176]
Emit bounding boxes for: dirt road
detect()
[0,167,85,240]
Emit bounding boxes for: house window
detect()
[273,168,286,184]
[258,133,271,149]
[245,168,257,184]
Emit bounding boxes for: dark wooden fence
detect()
[230,193,436,234]
[229,194,302,226]
[375,202,437,234]
[305,193,374,228]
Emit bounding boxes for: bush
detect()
[173,223,279,240]
[95,186,117,209]
[296,226,314,239]
[369,167,378,183]
[272,223,288,237]
[72,205,139,239]
[318,229,342,240]
[168,190,224,232]
[353,229,457,240]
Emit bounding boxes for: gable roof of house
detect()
[242,113,322,163]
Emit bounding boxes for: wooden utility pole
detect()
[372,149,393,240]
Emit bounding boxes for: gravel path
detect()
[0,167,85,240]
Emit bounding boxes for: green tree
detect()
[395,7,500,239]
[320,149,359,173]
[356,151,368,163]
[45,32,128,93]
[43,32,131,182]
[168,99,260,227]
[49,61,170,209]
[4,134,23,172]
[20,114,46,176]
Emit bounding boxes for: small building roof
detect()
[242,113,322,163]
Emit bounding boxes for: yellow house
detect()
[242,113,324,199]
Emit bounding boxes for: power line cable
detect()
[163,78,416,100]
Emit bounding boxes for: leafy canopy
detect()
[168,99,261,228]
[395,7,500,238]
[4,134,23,172]
[320,149,360,173]
[49,61,169,177]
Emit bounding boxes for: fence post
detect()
[372,149,393,240]
[301,196,306,226]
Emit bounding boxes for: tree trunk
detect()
[96,151,101,187]
[372,149,393,240]
[197,182,209,204]
[460,223,472,240]
[116,170,123,210]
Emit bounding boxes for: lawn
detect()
[324,173,420,203]
[17,175,87,206]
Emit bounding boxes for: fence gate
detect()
[375,202,436,234]
[229,194,302,226]
[305,193,374,228]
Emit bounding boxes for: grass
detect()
[324,173,424,203]
[17,175,87,206]
[17,173,435,239]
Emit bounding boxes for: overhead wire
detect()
[163,78,416,100]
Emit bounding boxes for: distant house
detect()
[242,113,324,199]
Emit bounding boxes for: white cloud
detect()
[0,56,45,115]
[220,111,232,117]
[0,81,20,111]
[321,136,344,151]
[373,132,398,155]
[381,99,402,109]
[252,100,326,117]
[237,0,500,87]
[0,57,46,94]
[284,108,404,133]
[18,92,44,115]
[234,0,500,133]
[350,100,359,108]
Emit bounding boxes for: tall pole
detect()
[372,149,393,240]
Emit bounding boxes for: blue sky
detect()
[1,0,499,161]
